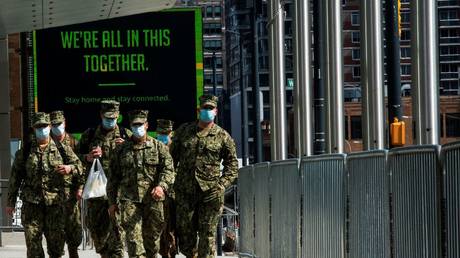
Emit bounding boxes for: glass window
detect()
[401,47,411,58]
[352,66,361,78]
[345,116,349,140]
[206,6,213,17]
[446,113,460,137]
[401,30,411,41]
[401,64,411,75]
[214,6,222,17]
[351,116,362,139]
[351,12,360,26]
[401,12,410,24]
[352,49,360,60]
[203,40,222,51]
[352,31,360,43]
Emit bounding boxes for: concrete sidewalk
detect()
[0,232,238,258]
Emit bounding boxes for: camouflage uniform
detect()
[170,95,238,258]
[156,119,178,258]
[76,101,130,258]
[50,110,83,257]
[7,112,84,258]
[107,110,175,258]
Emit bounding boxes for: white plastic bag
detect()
[82,159,107,199]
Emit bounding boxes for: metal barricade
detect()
[389,145,442,258]
[238,165,255,256]
[301,154,346,258]
[253,162,270,258]
[441,141,460,258]
[347,150,390,258]
[269,159,301,258]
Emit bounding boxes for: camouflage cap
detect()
[32,112,50,127]
[199,94,218,108]
[128,110,149,124]
[156,119,174,134]
[100,100,120,118]
[50,110,65,124]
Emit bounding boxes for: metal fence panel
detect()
[253,162,270,258]
[389,145,442,258]
[347,150,390,258]
[301,154,346,258]
[269,159,300,258]
[442,141,460,258]
[238,165,255,255]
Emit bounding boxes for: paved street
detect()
[0,232,237,258]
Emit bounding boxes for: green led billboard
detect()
[33,8,203,133]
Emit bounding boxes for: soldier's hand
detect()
[6,206,15,217]
[151,186,165,201]
[108,204,119,218]
[76,189,83,200]
[114,138,125,145]
[55,165,72,175]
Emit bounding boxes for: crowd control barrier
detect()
[237,141,459,258]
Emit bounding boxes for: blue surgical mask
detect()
[102,118,117,129]
[156,134,169,145]
[51,123,65,136]
[199,109,216,123]
[35,127,50,140]
[131,125,146,138]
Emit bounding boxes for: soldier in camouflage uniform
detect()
[76,100,131,258]
[156,119,178,258]
[50,110,83,258]
[6,112,84,258]
[170,95,238,258]
[107,110,175,258]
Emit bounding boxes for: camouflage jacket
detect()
[76,125,132,177]
[7,138,84,207]
[107,135,175,205]
[170,122,238,192]
[58,133,84,199]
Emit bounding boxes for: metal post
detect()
[313,0,326,155]
[411,0,440,145]
[217,218,223,255]
[240,35,249,165]
[0,33,11,227]
[325,0,344,153]
[212,51,217,96]
[293,0,313,157]
[361,0,385,150]
[385,0,403,148]
[252,5,263,163]
[268,0,287,160]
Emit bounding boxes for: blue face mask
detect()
[35,127,50,140]
[156,134,169,145]
[131,125,146,138]
[51,123,65,136]
[102,118,117,129]
[199,109,216,123]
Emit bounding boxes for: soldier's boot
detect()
[100,254,109,258]
[68,247,79,258]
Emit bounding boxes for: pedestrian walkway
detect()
[0,232,237,258]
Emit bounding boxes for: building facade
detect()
[227,0,460,159]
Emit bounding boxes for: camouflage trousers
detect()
[176,183,224,258]
[159,196,177,258]
[64,198,82,249]
[86,198,124,257]
[21,201,65,258]
[120,200,165,258]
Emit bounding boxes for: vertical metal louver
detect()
[269,159,301,258]
[389,145,442,258]
[238,165,255,255]
[441,141,460,258]
[301,154,346,258]
[347,150,390,258]
[254,162,271,258]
